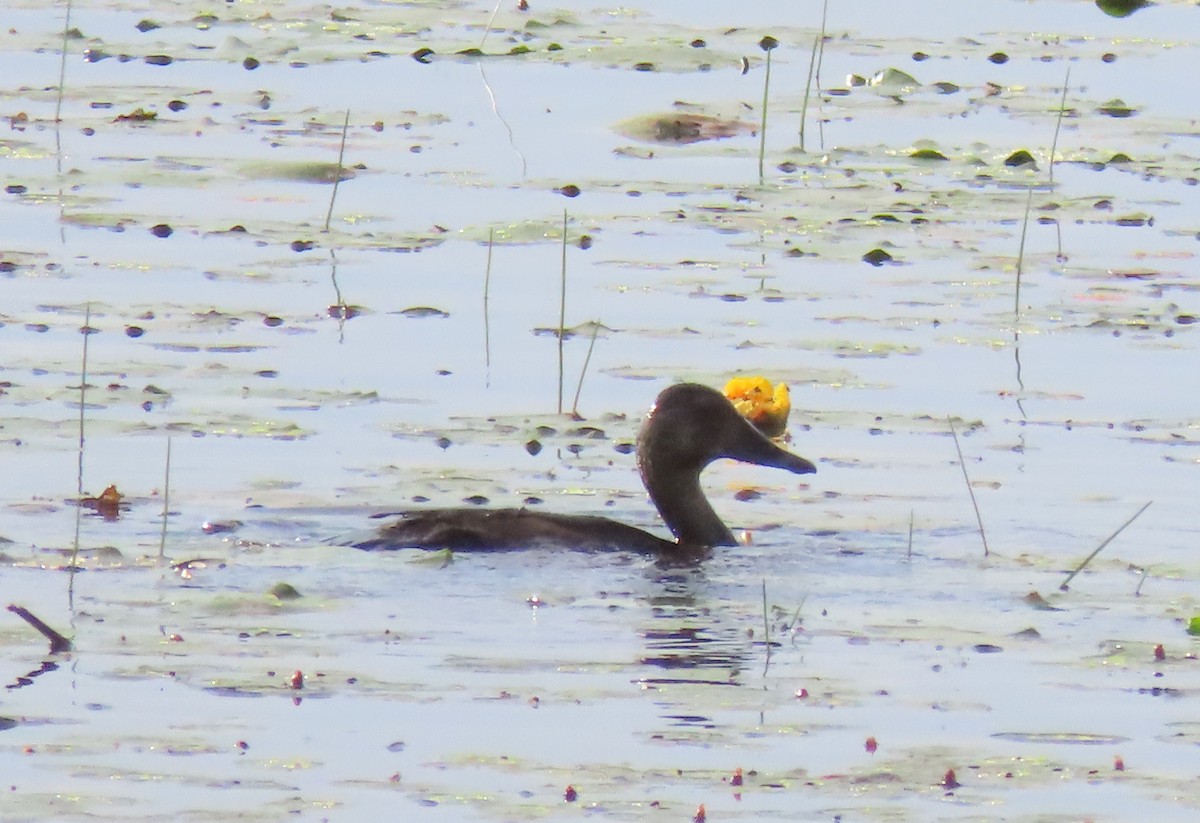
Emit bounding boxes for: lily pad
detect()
[616,112,754,145]
[238,162,356,183]
[1095,0,1154,18]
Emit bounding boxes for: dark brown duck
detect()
[354,383,817,554]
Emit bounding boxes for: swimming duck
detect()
[354,383,817,554]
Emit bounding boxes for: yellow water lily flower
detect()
[723,376,790,437]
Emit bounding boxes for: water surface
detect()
[2,0,1199,820]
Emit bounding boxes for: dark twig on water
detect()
[8,605,73,654]
[948,415,989,557]
[1060,501,1153,591]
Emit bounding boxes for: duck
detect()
[353,383,817,554]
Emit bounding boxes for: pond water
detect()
[2,0,1199,820]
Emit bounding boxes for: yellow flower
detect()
[723,376,790,437]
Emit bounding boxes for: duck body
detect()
[356,383,816,556]
[355,508,676,554]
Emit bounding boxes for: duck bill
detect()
[728,421,817,475]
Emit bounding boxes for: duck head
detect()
[636,383,816,547]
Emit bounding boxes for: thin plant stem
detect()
[762,578,771,667]
[1012,328,1028,424]
[758,48,772,184]
[54,0,73,173]
[158,438,172,562]
[330,248,344,309]
[787,597,806,632]
[329,249,348,344]
[1014,187,1033,322]
[1013,329,1025,393]
[948,415,989,557]
[1133,566,1148,597]
[69,304,91,606]
[1048,66,1071,185]
[813,0,830,150]
[480,0,503,49]
[815,0,829,90]
[1060,501,1152,591]
[483,227,494,381]
[570,321,600,418]
[799,34,820,153]
[323,109,350,232]
[557,209,567,415]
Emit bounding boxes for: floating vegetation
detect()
[397,306,450,319]
[1095,0,1155,18]
[237,161,356,183]
[867,68,922,100]
[1097,98,1137,118]
[1004,149,1038,168]
[616,112,754,145]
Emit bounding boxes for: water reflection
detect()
[636,570,755,688]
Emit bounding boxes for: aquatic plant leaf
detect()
[862,248,894,266]
[397,306,450,319]
[533,321,616,340]
[267,582,302,601]
[79,485,126,521]
[1097,99,1136,118]
[1023,591,1063,611]
[237,162,355,183]
[113,108,157,123]
[992,732,1129,745]
[616,113,754,145]
[1095,0,1153,17]
[868,68,920,98]
[1004,150,1037,168]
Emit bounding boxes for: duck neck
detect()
[643,463,737,548]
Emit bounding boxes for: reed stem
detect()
[948,416,989,557]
